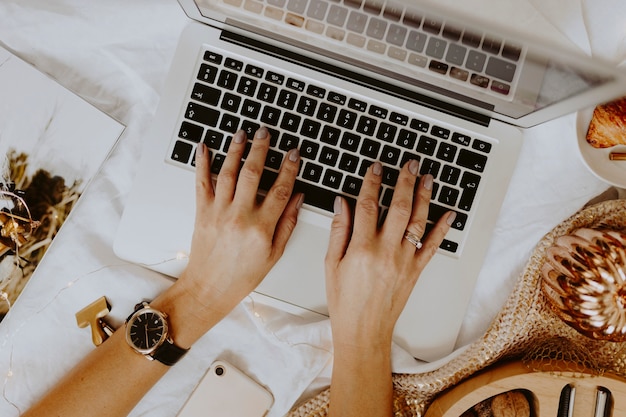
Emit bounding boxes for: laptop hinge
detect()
[220,29,492,127]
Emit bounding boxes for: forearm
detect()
[22,279,232,417]
[328,337,394,417]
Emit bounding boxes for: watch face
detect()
[127,308,168,354]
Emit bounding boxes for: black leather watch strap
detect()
[152,339,189,366]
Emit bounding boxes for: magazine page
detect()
[0,46,124,319]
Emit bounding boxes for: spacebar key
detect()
[294,180,357,213]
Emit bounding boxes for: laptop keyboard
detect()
[169,47,494,255]
[218,0,523,98]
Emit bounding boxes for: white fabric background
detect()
[0,1,624,416]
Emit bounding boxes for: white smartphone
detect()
[176,360,274,417]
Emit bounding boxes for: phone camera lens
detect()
[215,365,225,376]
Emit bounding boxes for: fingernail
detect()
[372,162,382,176]
[233,130,246,144]
[408,159,419,176]
[196,143,206,161]
[255,127,269,139]
[423,174,433,191]
[288,148,299,162]
[296,193,304,210]
[446,211,457,226]
[333,196,342,215]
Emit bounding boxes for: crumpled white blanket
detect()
[0,0,624,416]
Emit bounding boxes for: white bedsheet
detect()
[0,1,624,416]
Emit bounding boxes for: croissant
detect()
[585,96,626,148]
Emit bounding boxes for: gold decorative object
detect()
[75,296,115,347]
[541,227,626,341]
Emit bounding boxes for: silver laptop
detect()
[114,0,626,361]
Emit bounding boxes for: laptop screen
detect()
[188,0,625,127]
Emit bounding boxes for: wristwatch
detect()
[125,301,189,366]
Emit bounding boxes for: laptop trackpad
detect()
[254,209,331,318]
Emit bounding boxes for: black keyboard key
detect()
[436,143,457,162]
[420,158,441,177]
[217,70,238,90]
[470,74,490,89]
[260,106,282,126]
[340,132,361,152]
[457,149,487,172]
[277,90,298,109]
[302,162,323,182]
[401,151,421,167]
[265,71,285,85]
[204,130,224,150]
[357,116,377,136]
[319,146,340,167]
[381,188,394,207]
[321,125,341,145]
[438,186,459,206]
[286,77,306,91]
[294,180,355,213]
[316,103,338,123]
[382,166,399,186]
[440,165,461,185]
[224,58,243,71]
[360,138,380,159]
[491,81,511,96]
[265,150,283,170]
[397,129,418,149]
[279,133,300,151]
[348,98,367,112]
[241,120,260,139]
[179,121,204,143]
[301,119,322,139]
[440,239,459,253]
[322,169,343,189]
[221,93,241,112]
[431,125,450,139]
[171,140,193,164]
[416,135,437,155]
[359,160,375,176]
[280,113,302,132]
[197,64,218,84]
[423,17,442,34]
[328,91,347,105]
[472,139,492,153]
[203,51,223,64]
[258,168,279,192]
[410,118,429,132]
[451,132,471,146]
[297,96,318,116]
[458,171,481,211]
[237,77,258,96]
[257,83,278,103]
[466,50,487,72]
[376,123,397,143]
[380,145,400,165]
[185,102,219,127]
[210,153,226,174]
[300,140,320,160]
[337,109,358,130]
[369,105,388,119]
[219,114,240,133]
[241,99,261,119]
[307,84,326,98]
[390,112,409,125]
[338,153,359,173]
[428,203,466,230]
[342,175,362,196]
[245,64,264,78]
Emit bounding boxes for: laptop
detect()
[114,0,626,361]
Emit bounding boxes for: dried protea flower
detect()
[541,228,626,341]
